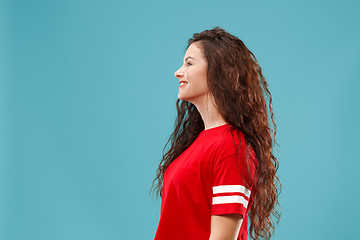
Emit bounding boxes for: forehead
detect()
[184,42,205,61]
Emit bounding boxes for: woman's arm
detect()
[209,214,243,240]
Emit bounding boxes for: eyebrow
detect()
[184,56,196,62]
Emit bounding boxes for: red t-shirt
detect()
[154,123,258,240]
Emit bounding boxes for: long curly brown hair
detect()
[150,26,281,240]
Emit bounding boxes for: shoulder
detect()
[211,127,258,187]
[217,127,247,158]
[197,125,256,163]
[212,127,257,169]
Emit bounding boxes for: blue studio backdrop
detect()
[1,0,359,239]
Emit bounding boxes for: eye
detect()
[186,62,192,66]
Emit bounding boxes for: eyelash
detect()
[186,62,192,66]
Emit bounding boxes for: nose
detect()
[174,67,184,79]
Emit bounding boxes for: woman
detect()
[151,27,281,240]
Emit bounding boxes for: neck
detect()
[191,92,227,130]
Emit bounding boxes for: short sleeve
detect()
[211,152,254,216]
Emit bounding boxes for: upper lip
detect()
[179,80,188,84]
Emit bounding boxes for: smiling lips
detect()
[179,81,188,87]
[179,81,188,88]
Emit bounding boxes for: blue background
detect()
[1,0,359,239]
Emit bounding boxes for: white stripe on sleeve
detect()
[212,185,251,198]
[212,195,249,208]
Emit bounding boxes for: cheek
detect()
[186,68,208,87]
[193,71,208,87]
[188,69,204,81]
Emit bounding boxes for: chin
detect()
[178,95,188,101]
[178,95,185,101]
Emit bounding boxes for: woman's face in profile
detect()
[174,42,209,104]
